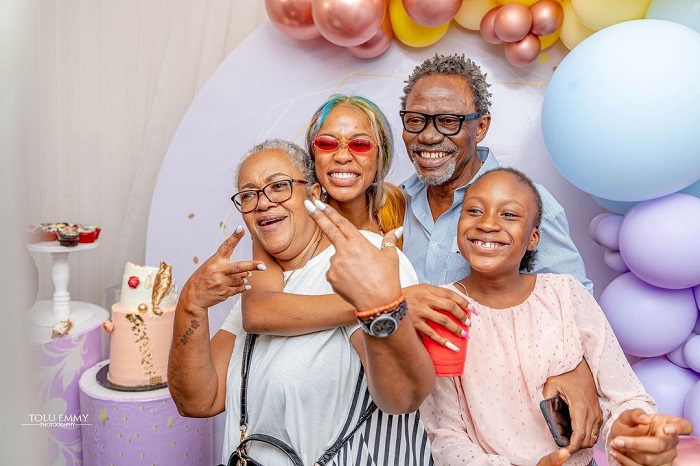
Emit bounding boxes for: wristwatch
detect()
[357,300,407,338]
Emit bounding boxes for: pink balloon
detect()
[347,12,394,59]
[674,435,700,463]
[402,0,461,27]
[312,0,385,47]
[504,33,541,66]
[494,2,532,43]
[480,7,503,44]
[529,0,563,37]
[265,0,322,41]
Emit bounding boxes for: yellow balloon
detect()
[560,0,594,50]
[454,0,500,31]
[389,0,450,47]
[571,0,651,31]
[539,29,560,50]
[497,0,539,6]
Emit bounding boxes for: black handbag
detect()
[223,333,377,466]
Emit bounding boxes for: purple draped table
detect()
[79,360,213,466]
[28,303,108,466]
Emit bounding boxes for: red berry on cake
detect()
[102,320,114,333]
[128,276,140,289]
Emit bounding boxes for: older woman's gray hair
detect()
[235,139,317,193]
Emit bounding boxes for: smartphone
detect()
[540,395,572,447]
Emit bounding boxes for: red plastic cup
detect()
[421,308,470,377]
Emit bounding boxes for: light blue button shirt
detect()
[401,146,593,294]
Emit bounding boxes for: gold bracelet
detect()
[354,292,405,319]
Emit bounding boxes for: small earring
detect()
[320,187,328,203]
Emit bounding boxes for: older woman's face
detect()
[313,104,380,208]
[237,149,318,266]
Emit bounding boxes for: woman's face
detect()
[236,149,318,267]
[313,104,380,208]
[457,170,540,277]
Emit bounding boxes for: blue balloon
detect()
[680,179,700,198]
[542,20,700,202]
[646,0,700,33]
[591,196,639,215]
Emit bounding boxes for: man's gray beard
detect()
[411,157,457,186]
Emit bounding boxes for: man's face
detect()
[402,74,490,187]
[236,149,317,264]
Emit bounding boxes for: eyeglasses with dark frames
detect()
[312,135,375,154]
[231,178,308,213]
[399,111,481,136]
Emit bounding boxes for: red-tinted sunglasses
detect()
[312,135,375,154]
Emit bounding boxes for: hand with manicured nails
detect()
[179,226,266,312]
[305,199,402,312]
[609,409,693,466]
[404,284,476,346]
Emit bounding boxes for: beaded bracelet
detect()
[354,292,405,320]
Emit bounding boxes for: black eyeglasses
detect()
[231,179,308,213]
[399,111,481,136]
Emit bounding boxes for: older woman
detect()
[169,139,434,465]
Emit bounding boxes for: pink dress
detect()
[421,274,655,466]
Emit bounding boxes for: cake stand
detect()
[27,241,100,328]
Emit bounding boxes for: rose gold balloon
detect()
[265,0,321,41]
[529,0,563,36]
[347,11,394,58]
[494,2,532,43]
[402,0,462,27]
[312,0,385,47]
[480,6,503,44]
[504,32,541,66]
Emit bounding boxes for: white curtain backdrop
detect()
[23,0,267,305]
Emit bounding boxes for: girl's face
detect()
[312,104,380,207]
[457,171,540,277]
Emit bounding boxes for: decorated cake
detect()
[103,261,177,389]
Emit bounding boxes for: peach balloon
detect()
[402,0,462,27]
[265,0,322,40]
[494,2,533,42]
[347,11,394,58]
[530,0,564,36]
[480,6,504,44]
[312,0,385,47]
[455,0,500,31]
[504,32,541,66]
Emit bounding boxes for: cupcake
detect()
[57,226,79,247]
[40,223,58,242]
[25,226,42,244]
[77,225,97,243]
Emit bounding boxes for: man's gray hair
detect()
[235,139,316,191]
[400,53,492,116]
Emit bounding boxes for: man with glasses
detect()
[398,54,602,455]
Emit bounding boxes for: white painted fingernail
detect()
[395,226,404,239]
[464,317,471,327]
[235,225,243,234]
[257,264,267,271]
[245,285,252,290]
[445,341,460,352]
[247,271,253,277]
[304,199,316,213]
[243,278,248,284]
[313,199,327,211]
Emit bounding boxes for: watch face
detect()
[369,314,398,338]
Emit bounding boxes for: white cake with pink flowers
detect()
[104,262,177,388]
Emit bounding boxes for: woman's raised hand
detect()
[179,226,266,312]
[305,199,402,311]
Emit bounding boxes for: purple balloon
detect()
[633,357,700,417]
[594,214,623,250]
[599,273,697,357]
[685,335,700,373]
[589,212,614,241]
[619,194,700,289]
[683,380,700,436]
[668,333,698,369]
[695,285,700,312]
[603,249,629,274]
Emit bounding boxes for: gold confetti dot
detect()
[140,406,144,411]
[171,441,176,446]
[140,453,145,459]
[119,452,124,457]
[193,257,199,264]
[126,438,131,443]
[123,416,128,421]
[219,221,224,227]
[117,433,122,439]
[188,213,195,219]
[135,433,139,438]
[538,53,550,64]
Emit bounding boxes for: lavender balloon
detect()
[684,335,700,374]
[633,357,700,417]
[600,273,697,357]
[619,194,700,289]
[683,381,700,437]
[594,214,623,251]
[603,249,628,274]
[589,212,613,240]
[668,333,698,369]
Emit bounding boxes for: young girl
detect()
[421,167,692,466]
